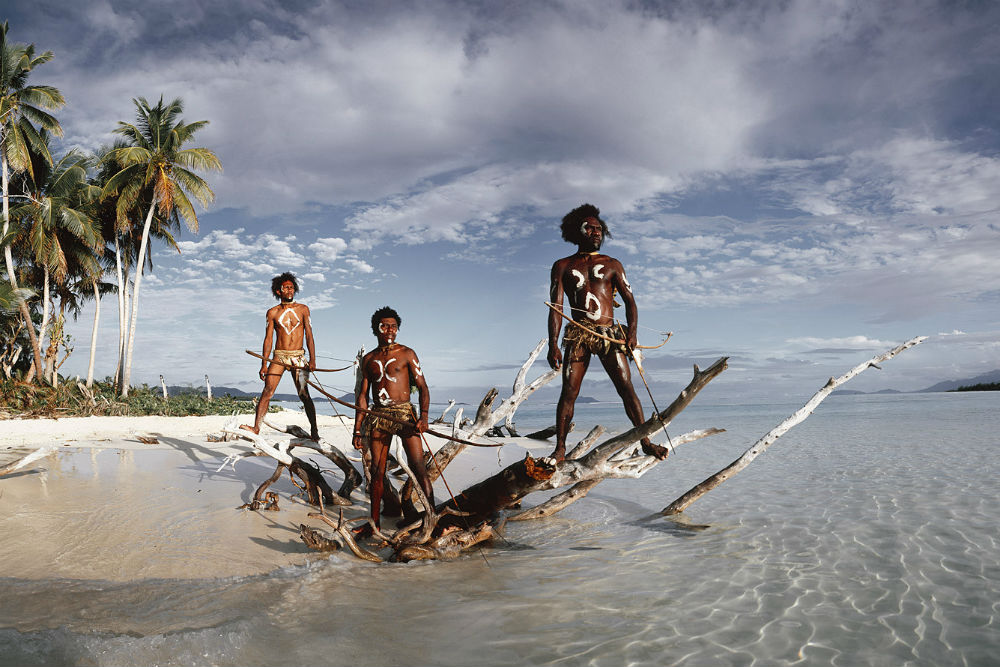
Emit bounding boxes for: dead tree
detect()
[662,336,927,515]
[230,336,925,563]
[220,421,360,509]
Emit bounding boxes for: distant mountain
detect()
[167,385,301,402]
[917,369,1000,393]
[830,370,1000,396]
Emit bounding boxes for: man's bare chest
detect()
[366,353,408,386]
[274,305,305,336]
[563,260,614,295]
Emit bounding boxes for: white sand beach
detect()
[0,410,543,582]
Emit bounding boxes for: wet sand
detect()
[0,411,543,581]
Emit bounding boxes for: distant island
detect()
[167,385,353,404]
[950,383,1000,392]
[831,368,1000,395]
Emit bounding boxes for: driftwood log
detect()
[213,336,925,563]
[662,336,928,514]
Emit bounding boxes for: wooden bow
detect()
[246,350,501,447]
[304,380,504,448]
[544,302,672,350]
[246,349,352,372]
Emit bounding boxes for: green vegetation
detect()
[949,383,1000,392]
[1,21,220,395]
[0,378,271,419]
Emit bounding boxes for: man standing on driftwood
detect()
[547,203,669,462]
[242,272,320,440]
[353,306,435,532]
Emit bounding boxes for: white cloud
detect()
[786,335,896,350]
[346,259,374,274]
[309,238,349,262]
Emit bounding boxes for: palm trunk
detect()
[1,150,45,383]
[114,235,127,392]
[86,277,100,387]
[38,268,51,379]
[120,200,157,398]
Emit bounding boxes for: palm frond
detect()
[174,147,222,172]
[18,103,63,135]
[17,84,63,109]
[170,188,200,234]
[171,166,215,207]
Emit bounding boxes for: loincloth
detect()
[361,402,416,438]
[273,349,306,367]
[563,324,626,356]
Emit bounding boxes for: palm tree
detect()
[101,96,220,396]
[94,142,183,392]
[1,20,64,383]
[12,146,101,383]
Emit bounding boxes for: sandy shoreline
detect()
[0,410,546,582]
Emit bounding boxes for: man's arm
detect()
[547,261,565,369]
[302,305,317,372]
[259,309,276,380]
[612,261,638,350]
[353,362,370,450]
[409,350,430,433]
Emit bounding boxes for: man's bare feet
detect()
[239,424,260,435]
[547,446,566,463]
[641,439,670,460]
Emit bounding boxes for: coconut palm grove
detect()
[1,21,221,399]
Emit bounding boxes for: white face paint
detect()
[277,308,302,335]
[584,292,602,320]
[593,264,605,279]
[571,269,586,290]
[378,322,396,344]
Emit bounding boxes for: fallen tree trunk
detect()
[250,335,925,563]
[220,422,356,509]
[662,336,927,515]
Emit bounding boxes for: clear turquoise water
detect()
[2,392,998,666]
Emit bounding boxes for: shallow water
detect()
[2,392,998,666]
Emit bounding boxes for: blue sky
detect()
[9,0,1000,405]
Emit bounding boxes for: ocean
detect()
[1,391,998,666]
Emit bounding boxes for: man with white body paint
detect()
[242,272,320,440]
[547,204,669,462]
[353,306,434,531]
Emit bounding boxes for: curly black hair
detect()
[271,272,300,299]
[371,306,401,334]
[560,203,611,244]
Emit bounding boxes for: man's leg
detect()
[552,347,591,460]
[401,433,434,512]
[292,369,320,440]
[599,350,668,459]
[245,365,283,433]
[367,432,391,530]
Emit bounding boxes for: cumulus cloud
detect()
[786,336,897,352]
[309,238,349,262]
[14,0,1000,393]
